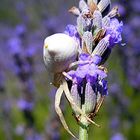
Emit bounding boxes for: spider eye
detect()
[44,44,48,49]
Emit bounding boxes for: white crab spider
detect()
[43,33,78,73]
[43,33,99,139]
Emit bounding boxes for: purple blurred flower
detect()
[25,47,36,58]
[123,24,134,43]
[130,0,140,13]
[15,24,27,37]
[18,99,34,111]
[8,37,22,55]
[131,38,140,54]
[130,16,140,30]
[106,18,123,48]
[110,116,120,130]
[111,133,126,140]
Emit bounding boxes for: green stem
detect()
[79,105,89,140]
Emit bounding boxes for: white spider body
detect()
[43,33,78,73]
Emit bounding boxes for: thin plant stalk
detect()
[79,105,89,140]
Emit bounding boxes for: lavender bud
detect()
[79,0,89,12]
[82,31,93,53]
[71,82,81,116]
[92,35,110,56]
[93,10,102,34]
[92,0,98,4]
[102,16,111,27]
[77,15,87,35]
[98,0,111,13]
[69,6,80,16]
[77,15,84,36]
[85,82,96,114]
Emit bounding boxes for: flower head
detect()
[63,0,123,127]
[67,53,107,91]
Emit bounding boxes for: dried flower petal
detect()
[107,6,119,18]
[69,6,80,16]
[87,0,98,13]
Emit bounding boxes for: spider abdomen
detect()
[43,33,78,73]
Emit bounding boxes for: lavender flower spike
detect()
[43,0,123,139]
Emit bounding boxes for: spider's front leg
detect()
[55,83,78,140]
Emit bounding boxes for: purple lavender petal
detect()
[92,55,102,65]
[64,24,77,37]
[96,69,107,79]
[97,80,108,95]
[79,53,90,61]
[106,18,123,48]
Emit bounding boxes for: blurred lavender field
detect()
[0,0,140,140]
